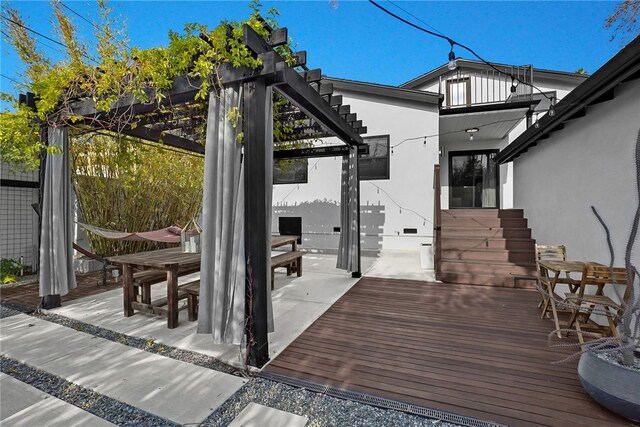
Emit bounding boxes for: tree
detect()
[605,0,640,43]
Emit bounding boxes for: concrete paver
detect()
[0,314,246,426]
[0,373,115,427]
[228,402,308,427]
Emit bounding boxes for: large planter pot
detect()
[578,349,640,422]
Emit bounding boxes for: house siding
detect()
[513,78,640,267]
[272,89,439,252]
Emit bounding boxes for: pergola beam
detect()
[274,144,369,160]
[274,66,362,146]
[120,126,205,154]
[70,75,204,119]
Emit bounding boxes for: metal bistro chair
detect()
[535,244,581,319]
[564,264,630,344]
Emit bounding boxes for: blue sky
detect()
[0,0,625,96]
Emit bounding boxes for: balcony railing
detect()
[439,65,533,109]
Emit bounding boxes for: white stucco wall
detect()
[272,89,439,252]
[513,78,640,269]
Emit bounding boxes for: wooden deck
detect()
[263,277,632,427]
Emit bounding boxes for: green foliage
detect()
[605,0,640,43]
[1,258,25,284]
[1,0,300,170]
[72,132,204,256]
[0,100,52,170]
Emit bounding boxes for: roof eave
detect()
[496,35,640,164]
[400,59,588,90]
[325,77,441,105]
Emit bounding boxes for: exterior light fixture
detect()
[465,127,479,141]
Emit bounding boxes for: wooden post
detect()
[352,148,362,278]
[167,265,179,329]
[244,79,270,368]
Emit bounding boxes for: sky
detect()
[0,0,627,98]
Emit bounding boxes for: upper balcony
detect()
[439,65,534,109]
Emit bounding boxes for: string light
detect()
[390,114,528,150]
[368,0,554,102]
[367,182,431,225]
[447,41,457,70]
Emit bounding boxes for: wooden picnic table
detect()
[109,247,201,329]
[271,235,298,251]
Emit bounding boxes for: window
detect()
[359,135,390,180]
[273,158,308,185]
[445,77,471,107]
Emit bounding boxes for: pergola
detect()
[41,23,367,367]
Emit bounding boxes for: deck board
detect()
[264,277,631,427]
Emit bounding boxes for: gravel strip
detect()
[0,303,28,318]
[203,378,463,427]
[0,356,178,427]
[31,311,243,376]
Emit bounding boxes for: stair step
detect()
[441,248,535,263]
[440,227,532,238]
[440,259,536,275]
[442,209,524,218]
[439,271,537,288]
[440,217,528,228]
[440,237,536,250]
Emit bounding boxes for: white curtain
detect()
[481,154,497,208]
[336,146,359,271]
[197,87,247,344]
[39,126,77,297]
[197,86,274,343]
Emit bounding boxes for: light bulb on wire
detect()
[447,48,457,71]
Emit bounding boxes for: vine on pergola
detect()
[0,0,304,170]
[1,0,316,257]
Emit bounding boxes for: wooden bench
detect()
[132,266,199,305]
[182,281,200,321]
[271,251,304,290]
[130,282,193,317]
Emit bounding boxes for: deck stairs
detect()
[438,209,537,288]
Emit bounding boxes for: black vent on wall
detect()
[403,228,418,234]
[333,226,341,232]
[279,217,302,244]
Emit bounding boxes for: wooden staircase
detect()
[437,209,537,288]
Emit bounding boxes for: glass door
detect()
[449,150,499,208]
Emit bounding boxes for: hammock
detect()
[77,222,182,243]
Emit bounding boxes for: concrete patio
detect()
[1,250,435,426]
